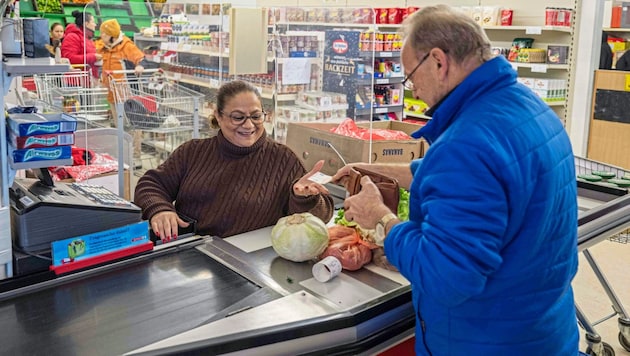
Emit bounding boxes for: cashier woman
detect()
[134,80,334,241]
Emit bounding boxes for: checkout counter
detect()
[0,163,629,355]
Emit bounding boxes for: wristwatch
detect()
[375,212,398,246]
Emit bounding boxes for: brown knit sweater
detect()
[134,131,334,238]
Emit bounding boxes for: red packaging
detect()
[401,7,409,22]
[500,9,513,26]
[388,8,402,24]
[561,8,572,27]
[545,7,556,26]
[377,8,388,24]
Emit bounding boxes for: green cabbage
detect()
[271,213,329,262]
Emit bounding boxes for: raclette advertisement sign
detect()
[51,221,150,267]
[323,30,361,118]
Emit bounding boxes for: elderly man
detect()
[333,5,578,355]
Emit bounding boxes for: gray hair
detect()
[402,5,493,64]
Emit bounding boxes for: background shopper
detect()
[134,80,334,242]
[61,10,102,77]
[333,5,579,355]
[46,22,64,56]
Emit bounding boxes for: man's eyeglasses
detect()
[221,111,267,125]
[402,51,431,91]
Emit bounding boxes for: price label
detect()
[160,42,168,50]
[525,26,542,35]
[168,42,178,51]
[182,44,192,52]
[375,78,389,84]
[625,74,630,91]
[374,108,388,114]
[511,62,519,70]
[380,52,393,57]
[172,72,181,80]
[209,79,220,88]
[531,64,548,73]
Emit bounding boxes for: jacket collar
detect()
[411,56,516,144]
[105,33,124,49]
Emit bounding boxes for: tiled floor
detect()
[573,238,630,355]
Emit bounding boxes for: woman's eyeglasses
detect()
[402,52,431,91]
[221,111,267,125]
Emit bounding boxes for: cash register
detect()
[9,169,142,275]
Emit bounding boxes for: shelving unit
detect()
[482,23,573,122]
[0,56,71,280]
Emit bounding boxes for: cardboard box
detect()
[286,121,426,175]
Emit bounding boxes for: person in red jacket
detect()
[61,10,102,77]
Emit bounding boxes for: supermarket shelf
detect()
[356,104,404,116]
[134,35,168,42]
[359,51,401,58]
[545,100,566,107]
[510,62,570,71]
[3,57,70,76]
[275,21,402,29]
[357,76,404,85]
[9,157,73,171]
[602,28,630,33]
[482,25,573,33]
[403,111,431,120]
[164,73,297,101]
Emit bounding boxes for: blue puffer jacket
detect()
[385,56,579,355]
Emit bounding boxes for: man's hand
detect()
[343,176,393,229]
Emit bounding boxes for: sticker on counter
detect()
[51,221,150,267]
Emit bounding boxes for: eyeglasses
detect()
[221,111,267,125]
[402,51,431,91]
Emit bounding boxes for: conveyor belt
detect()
[0,245,265,355]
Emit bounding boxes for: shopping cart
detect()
[33,64,110,125]
[575,156,630,356]
[108,69,204,168]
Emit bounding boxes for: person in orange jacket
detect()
[96,19,148,103]
[96,19,151,168]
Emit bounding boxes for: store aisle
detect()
[574,238,630,355]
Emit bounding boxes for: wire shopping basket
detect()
[108,69,204,133]
[33,64,110,123]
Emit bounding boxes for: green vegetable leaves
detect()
[397,188,410,222]
[335,188,410,225]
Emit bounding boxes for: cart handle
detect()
[104,68,163,76]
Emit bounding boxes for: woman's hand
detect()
[134,65,144,76]
[150,211,190,243]
[293,160,330,197]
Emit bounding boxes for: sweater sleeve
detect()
[134,141,192,220]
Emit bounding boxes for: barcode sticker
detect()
[308,172,333,185]
[58,134,73,145]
